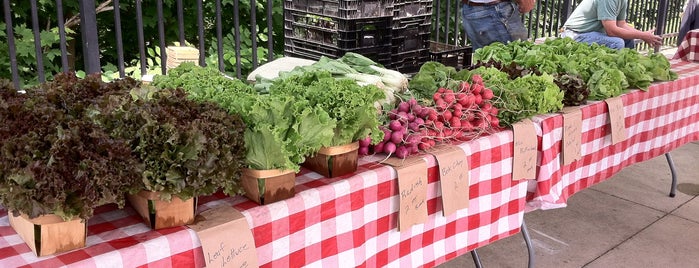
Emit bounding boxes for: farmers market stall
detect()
[527,60,699,210]
[0,129,528,267]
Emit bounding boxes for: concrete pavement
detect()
[439,141,699,267]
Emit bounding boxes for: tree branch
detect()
[64,0,114,30]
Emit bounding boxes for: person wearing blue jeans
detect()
[561,0,662,50]
[461,0,535,50]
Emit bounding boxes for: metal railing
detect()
[0,0,688,89]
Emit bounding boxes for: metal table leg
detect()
[665,153,677,197]
[470,250,483,268]
[522,220,535,268]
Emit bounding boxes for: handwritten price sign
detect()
[431,146,470,216]
[605,97,627,145]
[561,107,582,165]
[189,206,259,268]
[394,157,428,231]
[512,119,537,180]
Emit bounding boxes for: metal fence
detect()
[1,0,688,89]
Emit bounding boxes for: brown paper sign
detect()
[386,157,428,231]
[512,119,537,180]
[188,206,259,268]
[430,146,470,217]
[605,97,627,144]
[561,107,582,166]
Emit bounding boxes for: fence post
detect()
[561,0,573,22]
[655,0,669,52]
[79,0,101,74]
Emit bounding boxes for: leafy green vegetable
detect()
[92,86,248,200]
[408,61,470,102]
[0,74,143,221]
[269,70,385,145]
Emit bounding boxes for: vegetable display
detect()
[269,70,385,146]
[0,74,142,221]
[154,64,336,172]
[474,38,678,101]
[92,85,248,200]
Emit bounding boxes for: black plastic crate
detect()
[391,18,430,54]
[284,39,393,66]
[285,0,394,19]
[388,48,430,74]
[285,11,393,49]
[392,0,432,20]
[429,41,473,70]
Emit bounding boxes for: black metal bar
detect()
[79,0,101,74]
[561,0,573,22]
[233,0,242,77]
[434,0,441,42]
[665,153,678,197]
[251,0,258,71]
[3,0,20,89]
[216,0,224,72]
[156,0,167,75]
[470,250,483,268]
[136,0,147,75]
[197,0,206,66]
[55,0,69,73]
[267,0,274,61]
[656,0,669,39]
[445,0,451,43]
[30,0,45,82]
[522,220,535,268]
[177,0,185,45]
[113,0,125,77]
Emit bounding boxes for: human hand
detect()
[517,0,536,13]
[642,29,662,47]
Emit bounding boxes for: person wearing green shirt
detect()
[561,0,662,49]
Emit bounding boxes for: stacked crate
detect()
[389,0,433,73]
[284,0,394,66]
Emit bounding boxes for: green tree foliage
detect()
[1,0,284,87]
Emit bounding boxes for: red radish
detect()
[374,142,385,153]
[414,117,425,126]
[480,102,493,111]
[391,130,404,144]
[409,144,419,154]
[407,113,415,122]
[458,81,470,92]
[490,106,499,116]
[384,142,397,154]
[359,136,372,147]
[408,98,418,106]
[452,109,463,118]
[471,84,483,94]
[434,121,445,130]
[433,92,442,101]
[490,116,500,128]
[418,142,430,151]
[481,88,494,100]
[382,128,391,142]
[395,146,410,158]
[471,74,483,85]
[442,110,453,121]
[428,110,438,121]
[397,111,409,122]
[450,117,462,128]
[398,102,411,113]
[475,94,483,105]
[358,146,369,155]
[408,122,420,132]
[444,93,456,103]
[389,120,403,131]
[437,88,446,94]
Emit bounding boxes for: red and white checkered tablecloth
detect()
[673,29,699,62]
[1,130,529,267]
[527,60,699,210]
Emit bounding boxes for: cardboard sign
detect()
[188,206,259,268]
[384,156,429,231]
[561,107,583,165]
[512,119,537,180]
[605,97,627,144]
[430,146,470,217]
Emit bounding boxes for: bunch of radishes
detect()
[358,98,428,159]
[358,74,500,159]
[420,74,500,143]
